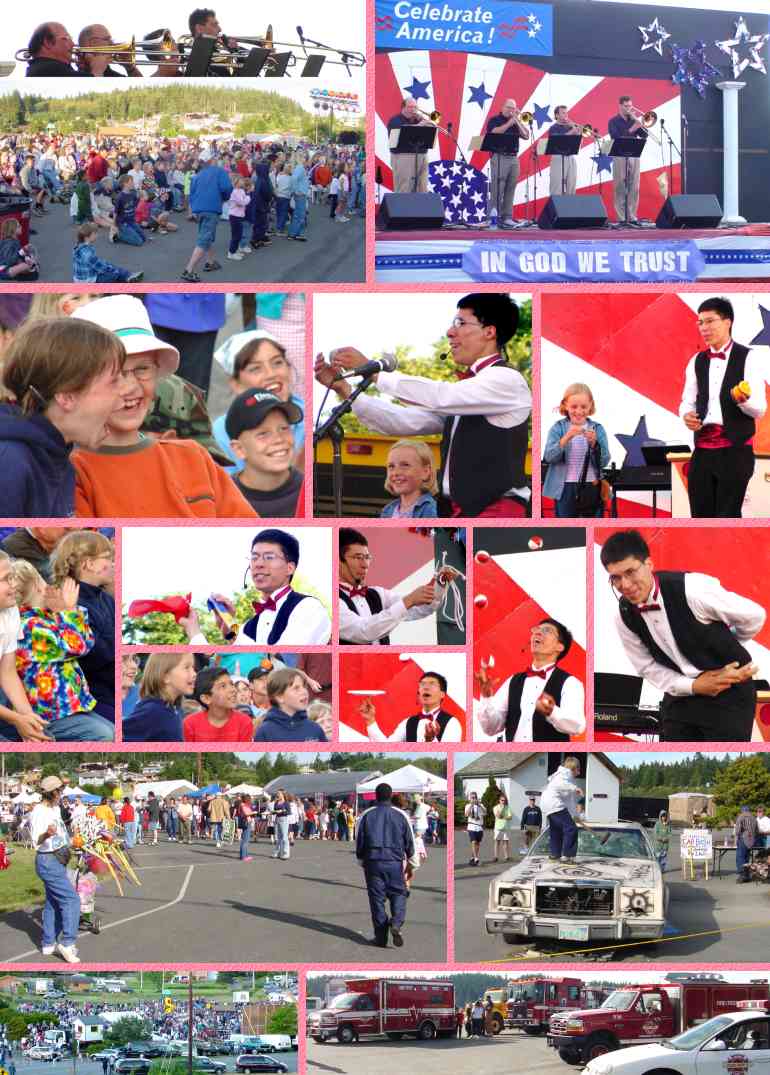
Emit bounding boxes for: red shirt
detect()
[183,708,254,742]
[86,154,108,184]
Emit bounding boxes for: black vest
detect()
[505,667,571,742]
[339,587,390,645]
[438,360,529,516]
[694,343,755,446]
[242,591,308,645]
[404,710,454,742]
[618,571,750,675]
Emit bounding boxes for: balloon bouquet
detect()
[68,814,141,934]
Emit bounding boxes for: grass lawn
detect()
[0,847,44,911]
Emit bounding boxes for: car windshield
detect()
[328,993,360,1009]
[664,1016,735,1050]
[529,827,652,860]
[600,991,638,1012]
[510,983,545,1003]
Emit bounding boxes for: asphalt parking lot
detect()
[29,200,364,283]
[307,1027,562,1075]
[454,829,770,963]
[13,1058,297,1075]
[0,838,445,964]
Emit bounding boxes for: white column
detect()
[716,80,746,224]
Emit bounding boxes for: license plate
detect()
[558,923,589,941]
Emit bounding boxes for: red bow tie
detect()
[526,667,547,679]
[456,368,475,381]
[346,586,368,598]
[709,351,726,361]
[252,597,278,614]
[637,603,661,613]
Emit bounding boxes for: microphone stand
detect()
[313,373,376,516]
[437,120,480,230]
[294,30,355,76]
[681,113,688,195]
[659,116,682,200]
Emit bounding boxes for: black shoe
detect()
[390,924,404,948]
[371,926,388,948]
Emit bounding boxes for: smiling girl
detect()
[542,382,610,518]
[380,439,438,518]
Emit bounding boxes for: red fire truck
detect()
[306,978,456,1044]
[547,979,770,1065]
[490,977,591,1035]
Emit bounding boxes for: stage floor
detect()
[375,220,770,282]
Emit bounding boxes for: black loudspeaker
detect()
[656,194,723,228]
[379,193,445,230]
[538,194,608,229]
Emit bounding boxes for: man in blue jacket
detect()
[355,782,419,948]
[181,155,233,283]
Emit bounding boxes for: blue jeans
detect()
[123,821,137,849]
[117,221,146,245]
[35,852,80,948]
[213,821,223,843]
[288,194,307,237]
[547,809,578,858]
[229,217,244,254]
[656,848,668,873]
[239,220,253,248]
[364,860,407,930]
[275,197,290,231]
[166,814,178,838]
[0,711,114,742]
[275,817,290,857]
[239,826,251,859]
[737,838,753,872]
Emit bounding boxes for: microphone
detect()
[439,352,448,360]
[332,353,398,381]
[296,25,306,46]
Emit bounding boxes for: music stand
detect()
[545,133,581,194]
[239,48,271,76]
[609,136,645,226]
[481,131,519,226]
[389,125,436,193]
[301,55,326,77]
[184,36,218,75]
[265,52,293,76]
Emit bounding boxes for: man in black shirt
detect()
[607,95,648,223]
[485,99,530,226]
[386,96,434,194]
[25,22,78,76]
[521,795,543,849]
[548,105,581,196]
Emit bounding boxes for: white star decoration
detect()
[638,17,671,57]
[716,16,769,78]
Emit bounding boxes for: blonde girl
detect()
[122,653,197,742]
[542,382,610,518]
[381,439,438,518]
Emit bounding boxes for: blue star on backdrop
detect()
[404,76,431,101]
[751,305,770,347]
[532,102,551,126]
[615,416,664,467]
[427,160,488,225]
[593,151,614,176]
[670,41,720,98]
[467,82,493,108]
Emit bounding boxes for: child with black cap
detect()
[225,388,304,517]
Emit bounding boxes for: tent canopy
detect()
[227,784,263,796]
[132,780,198,800]
[11,790,40,804]
[355,764,447,796]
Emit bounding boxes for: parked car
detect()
[26,1047,62,1062]
[235,1054,288,1073]
[486,821,668,946]
[90,1050,122,1062]
[122,1044,166,1059]
[113,1061,152,1075]
[190,1059,227,1073]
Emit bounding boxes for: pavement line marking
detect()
[3,865,195,963]
[479,920,770,963]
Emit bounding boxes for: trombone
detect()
[629,105,661,144]
[416,107,441,123]
[177,25,366,70]
[15,31,183,67]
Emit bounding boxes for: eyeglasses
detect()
[346,553,373,563]
[450,317,482,329]
[607,563,648,588]
[120,363,156,383]
[249,553,288,565]
[530,624,558,636]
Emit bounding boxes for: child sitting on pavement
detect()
[72,223,143,284]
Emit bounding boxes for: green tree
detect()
[713,755,770,826]
[266,1005,297,1036]
[105,1017,153,1047]
[480,775,500,830]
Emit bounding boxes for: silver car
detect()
[486,821,668,945]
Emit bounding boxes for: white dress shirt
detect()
[351,357,532,499]
[368,706,463,742]
[339,582,443,645]
[679,340,768,427]
[29,803,68,853]
[615,572,765,697]
[476,664,586,741]
[189,589,330,646]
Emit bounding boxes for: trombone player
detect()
[485,99,530,227]
[24,22,79,75]
[548,105,582,196]
[387,96,435,194]
[608,94,649,223]
[77,25,143,76]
